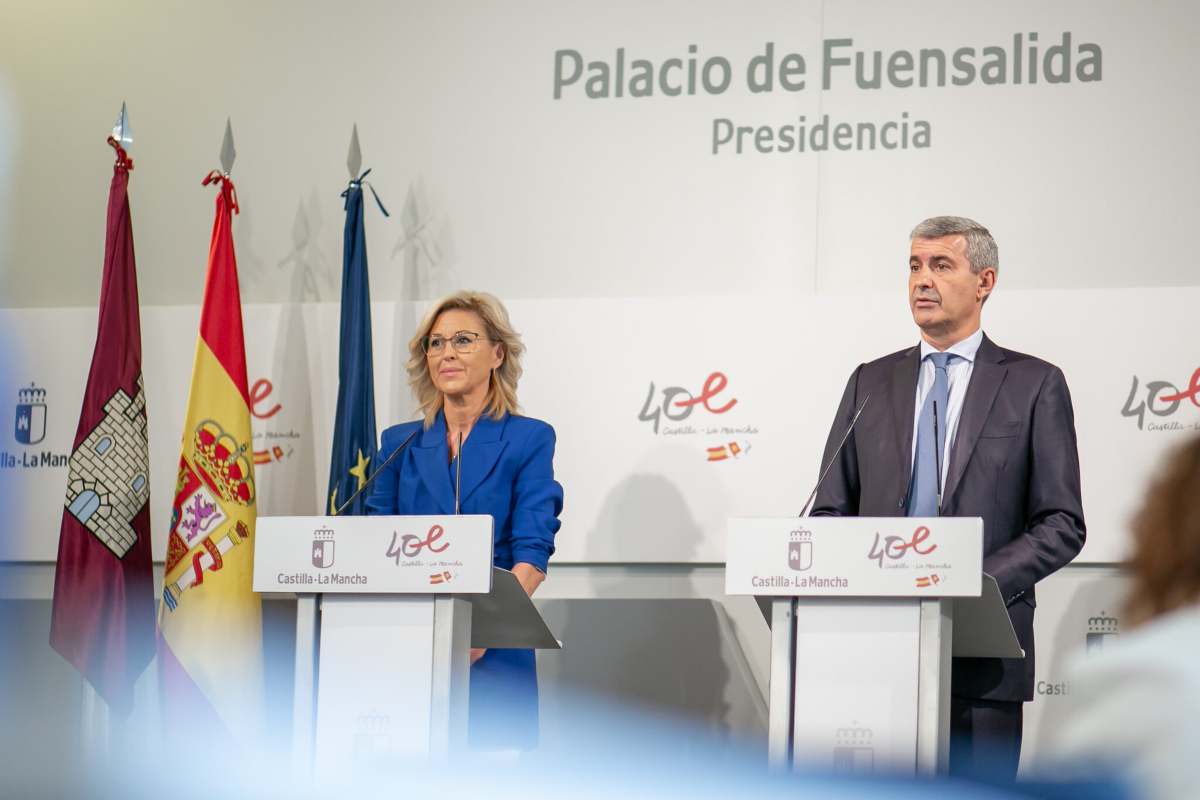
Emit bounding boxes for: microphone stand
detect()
[454,430,463,515]
[798,393,871,518]
[933,400,942,517]
[332,427,420,516]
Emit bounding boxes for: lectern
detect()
[254,515,560,772]
[725,517,1021,775]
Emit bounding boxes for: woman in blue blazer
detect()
[366,290,563,750]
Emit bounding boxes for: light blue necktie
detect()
[907,352,955,517]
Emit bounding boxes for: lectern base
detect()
[292,594,471,773]
[769,597,952,775]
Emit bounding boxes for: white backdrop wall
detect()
[2,287,1198,563]
[2,1,1199,565]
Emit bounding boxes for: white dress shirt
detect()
[911,328,984,492]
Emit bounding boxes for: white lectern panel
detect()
[792,600,920,773]
[725,517,982,597]
[314,596,437,773]
[254,515,493,594]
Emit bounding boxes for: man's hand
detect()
[470,647,487,664]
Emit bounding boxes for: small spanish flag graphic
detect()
[252,445,286,465]
[707,440,751,462]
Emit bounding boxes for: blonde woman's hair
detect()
[408,291,524,427]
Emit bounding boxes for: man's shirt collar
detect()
[919,327,984,363]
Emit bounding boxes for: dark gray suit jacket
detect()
[811,334,1085,702]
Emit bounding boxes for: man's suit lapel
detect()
[943,334,1007,507]
[412,413,455,514]
[456,413,509,507]
[888,346,921,497]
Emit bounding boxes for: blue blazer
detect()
[811,334,1085,702]
[365,410,563,574]
[366,410,562,749]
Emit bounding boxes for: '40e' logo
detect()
[1121,367,1200,430]
[387,524,448,564]
[638,372,738,434]
[868,525,937,568]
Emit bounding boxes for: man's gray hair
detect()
[910,216,999,274]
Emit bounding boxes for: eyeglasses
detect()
[421,331,491,356]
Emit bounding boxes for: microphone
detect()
[333,427,420,516]
[453,430,463,515]
[798,393,871,517]
[932,400,943,516]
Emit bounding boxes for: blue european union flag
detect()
[327,170,388,515]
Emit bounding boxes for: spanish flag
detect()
[157,170,262,742]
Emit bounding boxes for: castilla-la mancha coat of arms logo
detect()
[312,526,335,569]
[789,529,813,572]
[15,383,47,445]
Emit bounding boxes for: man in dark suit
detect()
[811,216,1086,779]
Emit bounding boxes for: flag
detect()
[49,137,155,715]
[326,170,387,515]
[157,170,262,740]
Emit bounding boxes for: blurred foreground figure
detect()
[1042,434,1200,800]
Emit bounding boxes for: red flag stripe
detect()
[197,175,251,405]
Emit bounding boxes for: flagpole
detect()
[80,679,111,764]
[219,116,236,176]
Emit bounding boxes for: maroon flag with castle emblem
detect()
[49,135,155,715]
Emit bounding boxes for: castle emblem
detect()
[789,529,813,572]
[15,383,47,445]
[832,722,874,774]
[354,711,392,760]
[312,526,335,569]
[1086,611,1119,654]
[63,379,148,558]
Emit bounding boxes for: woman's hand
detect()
[469,565,544,667]
[511,562,546,597]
